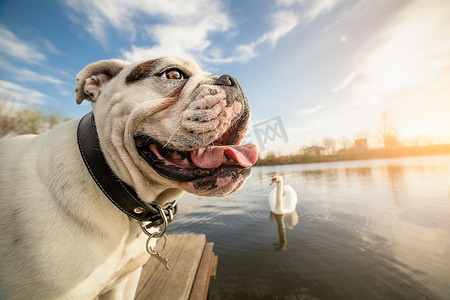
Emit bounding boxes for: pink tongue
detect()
[190,144,258,169]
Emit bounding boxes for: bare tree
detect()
[378,111,401,149]
[340,136,352,151]
[322,137,336,155]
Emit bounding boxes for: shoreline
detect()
[255,144,450,166]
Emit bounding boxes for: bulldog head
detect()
[75,57,258,202]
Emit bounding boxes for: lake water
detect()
[170,155,450,299]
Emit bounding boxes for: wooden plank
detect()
[189,242,214,300]
[210,255,218,278]
[135,234,206,300]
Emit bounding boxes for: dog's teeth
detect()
[223,156,227,164]
[183,158,190,164]
[168,151,181,159]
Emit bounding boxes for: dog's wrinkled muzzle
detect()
[135,73,257,195]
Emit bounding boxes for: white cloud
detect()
[0,80,48,105]
[0,25,46,63]
[0,58,65,85]
[221,0,340,65]
[298,105,324,116]
[19,69,65,85]
[276,0,305,5]
[205,10,300,64]
[260,10,301,46]
[276,0,342,23]
[122,11,229,62]
[332,72,356,92]
[64,0,231,49]
[304,0,342,23]
[42,39,63,55]
[65,0,299,64]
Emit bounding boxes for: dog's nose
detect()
[215,75,235,87]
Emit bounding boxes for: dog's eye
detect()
[161,69,184,80]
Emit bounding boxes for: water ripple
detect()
[172,156,450,299]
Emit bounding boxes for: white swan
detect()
[269,175,298,215]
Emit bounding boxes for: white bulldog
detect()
[0,57,257,299]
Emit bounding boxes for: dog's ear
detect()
[75,59,128,104]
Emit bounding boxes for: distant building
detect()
[304,146,325,156]
[354,138,368,152]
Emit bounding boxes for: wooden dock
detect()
[135,234,217,300]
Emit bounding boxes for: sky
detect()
[0,0,449,155]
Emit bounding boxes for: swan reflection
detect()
[270,211,299,251]
[269,175,299,251]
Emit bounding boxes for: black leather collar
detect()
[77,112,177,227]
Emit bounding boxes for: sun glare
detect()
[364,2,449,94]
[358,1,450,145]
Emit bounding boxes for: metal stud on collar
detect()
[134,207,144,214]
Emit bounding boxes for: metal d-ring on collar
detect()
[141,200,178,265]
[141,205,168,256]
[140,199,178,239]
[77,111,178,235]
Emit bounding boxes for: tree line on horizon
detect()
[258,112,449,165]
